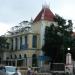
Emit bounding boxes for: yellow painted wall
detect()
[32,20,56,33]
[32,21,41,33]
[28,34,32,49]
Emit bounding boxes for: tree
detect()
[42,14,73,63]
[71,37,75,59]
[0,36,9,50]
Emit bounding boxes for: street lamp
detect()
[67,48,70,51]
[67,48,70,53]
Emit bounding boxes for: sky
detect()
[0,0,75,35]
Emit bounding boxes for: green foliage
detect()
[42,14,73,62]
[0,36,9,50]
[71,36,75,60]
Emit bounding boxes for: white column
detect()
[27,57,32,67]
[17,37,20,50]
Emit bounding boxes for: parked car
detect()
[5,66,21,75]
[0,66,7,75]
[0,66,6,72]
[0,66,21,75]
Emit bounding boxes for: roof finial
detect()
[42,1,49,9]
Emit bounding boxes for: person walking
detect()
[34,69,37,75]
[27,66,32,75]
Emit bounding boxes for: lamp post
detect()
[66,48,71,65]
[65,47,73,75]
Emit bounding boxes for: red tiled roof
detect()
[33,7,55,23]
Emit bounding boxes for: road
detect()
[0,70,7,75]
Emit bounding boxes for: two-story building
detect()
[1,5,56,67]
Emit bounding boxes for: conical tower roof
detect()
[33,5,55,23]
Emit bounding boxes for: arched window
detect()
[17,54,23,66]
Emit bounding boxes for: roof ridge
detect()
[41,7,45,20]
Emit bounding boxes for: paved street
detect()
[0,70,7,75]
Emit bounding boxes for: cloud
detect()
[0,22,11,35]
[0,0,75,35]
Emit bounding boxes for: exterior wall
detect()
[32,21,41,34]
[6,49,41,67]
[1,19,57,67]
[32,20,56,33]
[4,32,41,67]
[32,20,56,47]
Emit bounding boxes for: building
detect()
[1,5,56,67]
